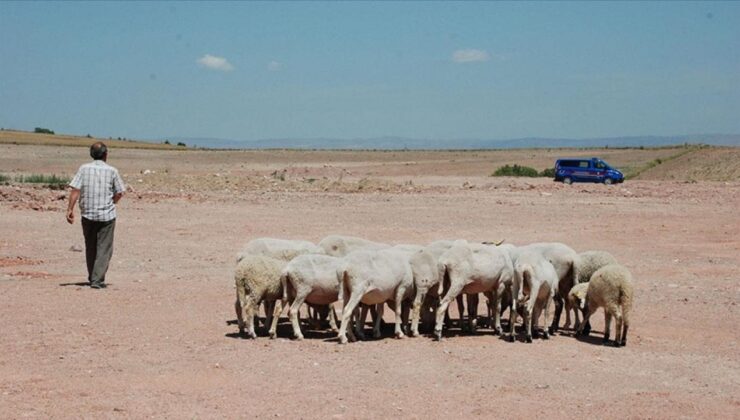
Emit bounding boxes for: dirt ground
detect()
[1,144,739,418]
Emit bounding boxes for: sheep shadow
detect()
[59,282,92,287]
[574,330,618,346]
[224,316,338,341]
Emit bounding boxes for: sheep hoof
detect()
[433,330,443,341]
[395,331,405,339]
[268,332,277,340]
[526,336,533,343]
[494,327,503,336]
[294,335,304,341]
[338,336,348,345]
[506,335,515,343]
[543,331,550,340]
[547,326,556,335]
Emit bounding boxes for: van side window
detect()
[578,161,589,168]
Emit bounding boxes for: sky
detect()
[1,1,738,142]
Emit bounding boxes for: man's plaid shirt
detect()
[69,160,125,222]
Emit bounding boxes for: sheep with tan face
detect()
[577,264,634,347]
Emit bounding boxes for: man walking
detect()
[66,142,125,289]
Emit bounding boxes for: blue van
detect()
[554,158,624,185]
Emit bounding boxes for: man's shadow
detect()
[59,282,90,287]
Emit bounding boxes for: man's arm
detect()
[66,188,80,224]
[112,170,125,204]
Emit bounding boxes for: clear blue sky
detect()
[1,1,738,141]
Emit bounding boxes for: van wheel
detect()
[604,178,613,185]
[563,177,572,185]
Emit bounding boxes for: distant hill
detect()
[172,134,740,150]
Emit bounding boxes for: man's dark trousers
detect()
[81,217,116,287]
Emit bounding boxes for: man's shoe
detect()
[90,283,106,289]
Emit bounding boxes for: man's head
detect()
[90,142,108,161]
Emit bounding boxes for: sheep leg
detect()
[523,309,532,343]
[466,293,479,333]
[549,295,564,335]
[577,302,595,337]
[289,288,310,340]
[456,294,467,331]
[235,296,245,335]
[410,287,427,337]
[563,301,573,330]
[507,281,519,342]
[621,322,629,347]
[482,290,494,331]
[525,284,540,343]
[268,299,284,339]
[264,300,275,333]
[373,303,384,339]
[338,289,364,345]
[603,310,612,345]
[573,301,582,332]
[614,309,624,346]
[328,304,339,333]
[243,296,258,339]
[401,300,411,336]
[542,295,551,339]
[353,305,366,339]
[532,300,542,339]
[393,287,408,339]
[492,285,504,335]
[434,282,465,340]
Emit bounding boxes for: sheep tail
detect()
[338,268,349,303]
[438,264,449,296]
[281,271,289,303]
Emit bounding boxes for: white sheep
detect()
[277,254,344,340]
[434,241,514,340]
[510,250,558,343]
[405,247,445,337]
[513,242,579,334]
[336,248,414,344]
[234,254,286,339]
[318,234,389,257]
[236,237,324,263]
[576,264,634,347]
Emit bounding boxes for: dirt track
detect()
[1,145,739,418]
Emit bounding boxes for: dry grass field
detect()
[1,140,739,418]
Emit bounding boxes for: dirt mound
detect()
[0,185,67,211]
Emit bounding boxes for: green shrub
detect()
[0,174,10,183]
[15,174,70,185]
[34,127,55,135]
[177,142,186,147]
[492,164,540,177]
[539,167,556,178]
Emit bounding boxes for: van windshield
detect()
[595,160,611,170]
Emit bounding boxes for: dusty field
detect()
[1,144,739,418]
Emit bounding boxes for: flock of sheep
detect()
[233,235,634,347]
